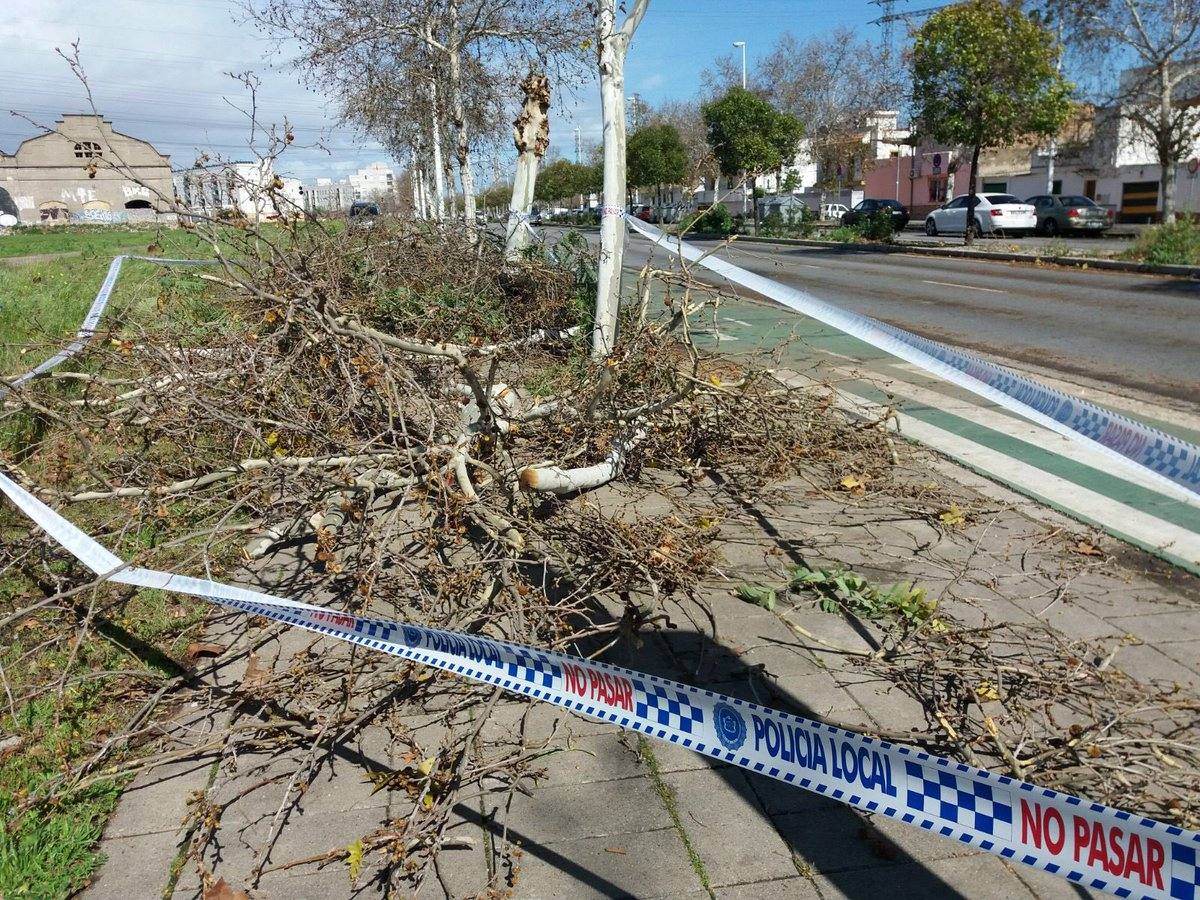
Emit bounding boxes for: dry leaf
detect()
[1087,744,1102,758]
[203,878,249,900]
[974,681,1001,702]
[240,653,269,692]
[838,474,867,494]
[938,504,966,527]
[1070,540,1104,557]
[604,847,627,855]
[187,641,226,660]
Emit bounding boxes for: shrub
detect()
[1127,218,1200,266]
[682,203,736,235]
[856,209,897,242]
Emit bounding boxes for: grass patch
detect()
[0,228,244,895]
[1123,218,1200,266]
[637,736,714,898]
[0,225,204,260]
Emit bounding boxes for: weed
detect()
[1125,218,1200,266]
[788,565,943,629]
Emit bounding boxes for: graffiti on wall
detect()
[121,183,151,199]
[77,209,129,224]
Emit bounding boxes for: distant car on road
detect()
[924,194,1037,237]
[1025,194,1114,235]
[628,204,653,222]
[348,200,380,228]
[841,198,910,229]
[821,203,849,221]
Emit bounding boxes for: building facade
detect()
[0,114,174,224]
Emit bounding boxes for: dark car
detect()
[1025,194,1114,235]
[841,198,910,229]
[628,204,653,222]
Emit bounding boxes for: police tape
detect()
[4,254,218,393]
[3,244,1199,898]
[627,218,1200,506]
[0,468,1197,900]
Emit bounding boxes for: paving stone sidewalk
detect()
[86,442,1200,899]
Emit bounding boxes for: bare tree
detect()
[592,0,652,360]
[1051,0,1200,222]
[245,0,587,223]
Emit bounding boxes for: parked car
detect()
[348,200,380,228]
[923,193,1037,237]
[841,198,910,229]
[1025,194,1114,235]
[628,204,653,222]
[820,203,849,221]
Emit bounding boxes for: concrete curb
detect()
[690,232,1200,278]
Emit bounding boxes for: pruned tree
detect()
[911,0,1072,244]
[589,0,652,360]
[702,87,804,230]
[1044,0,1200,222]
[506,71,551,258]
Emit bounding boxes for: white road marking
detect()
[724,318,753,327]
[922,279,1006,294]
[778,367,1200,568]
[797,263,823,269]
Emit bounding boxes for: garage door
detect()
[1119,181,1160,223]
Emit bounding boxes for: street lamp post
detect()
[733,41,748,219]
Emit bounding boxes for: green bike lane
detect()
[686,293,1200,573]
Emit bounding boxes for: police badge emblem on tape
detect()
[1,468,1197,900]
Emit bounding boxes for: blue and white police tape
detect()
[0,467,1196,900]
[627,217,1200,506]
[3,254,218,393]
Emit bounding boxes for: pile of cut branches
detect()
[0,213,900,893]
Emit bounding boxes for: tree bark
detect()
[425,22,447,222]
[447,1,477,224]
[964,142,982,247]
[1159,63,1176,224]
[593,2,628,359]
[506,72,551,259]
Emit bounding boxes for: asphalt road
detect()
[607,231,1200,406]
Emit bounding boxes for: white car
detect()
[924,193,1037,237]
[821,203,849,221]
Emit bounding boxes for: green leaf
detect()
[735,584,778,610]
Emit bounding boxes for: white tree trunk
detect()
[506,73,551,260]
[447,1,476,224]
[411,147,425,218]
[428,87,447,221]
[592,0,629,359]
[1160,64,1177,224]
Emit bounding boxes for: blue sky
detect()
[553,0,892,157]
[1,0,895,183]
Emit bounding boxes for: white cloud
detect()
[0,0,392,181]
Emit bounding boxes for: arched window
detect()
[74,141,103,159]
[124,199,152,210]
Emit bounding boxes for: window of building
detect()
[1083,179,1097,200]
[928,175,949,203]
[1051,179,1063,194]
[124,199,153,210]
[74,141,102,159]
[981,180,1008,193]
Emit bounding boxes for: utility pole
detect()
[626,94,643,132]
[733,40,746,88]
[574,127,582,165]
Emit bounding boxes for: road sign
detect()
[932,152,943,174]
